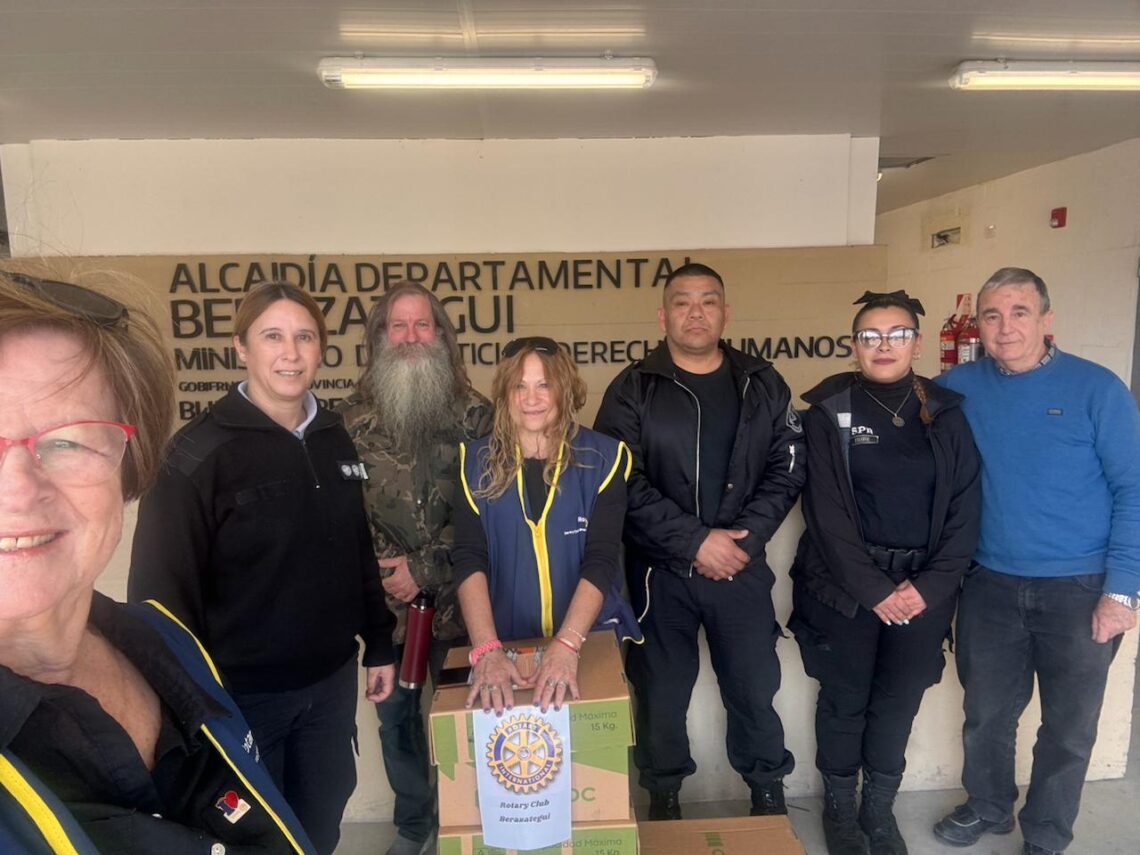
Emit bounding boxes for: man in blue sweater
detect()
[933,267,1140,855]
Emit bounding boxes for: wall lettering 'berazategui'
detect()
[4,247,887,421]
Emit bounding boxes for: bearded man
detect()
[337,282,492,855]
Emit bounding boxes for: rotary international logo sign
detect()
[485,713,564,794]
[472,705,572,849]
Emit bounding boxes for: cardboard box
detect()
[637,816,805,855]
[438,818,638,855]
[430,633,634,827]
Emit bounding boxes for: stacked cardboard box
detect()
[430,632,637,855]
[638,816,806,855]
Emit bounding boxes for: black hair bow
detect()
[853,289,926,317]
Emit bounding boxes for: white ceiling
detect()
[1,0,1138,211]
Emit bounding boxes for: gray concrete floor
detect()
[336,662,1139,854]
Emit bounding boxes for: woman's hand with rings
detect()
[465,649,524,714]
[532,641,580,712]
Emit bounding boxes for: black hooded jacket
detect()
[594,341,806,607]
[792,372,981,618]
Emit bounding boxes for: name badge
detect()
[339,461,369,480]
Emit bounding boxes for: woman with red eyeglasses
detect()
[0,271,314,853]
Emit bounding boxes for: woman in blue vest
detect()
[0,272,313,854]
[453,337,640,714]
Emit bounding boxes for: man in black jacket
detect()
[594,262,806,820]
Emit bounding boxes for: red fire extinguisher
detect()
[957,313,981,364]
[940,293,972,374]
[939,316,959,374]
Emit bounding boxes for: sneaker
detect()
[932,804,1015,847]
[750,779,788,816]
[648,789,682,821]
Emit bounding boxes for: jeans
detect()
[957,567,1121,852]
[627,567,794,793]
[232,655,359,855]
[376,638,452,843]
[790,582,954,777]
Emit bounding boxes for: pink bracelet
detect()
[553,636,580,657]
[468,638,503,666]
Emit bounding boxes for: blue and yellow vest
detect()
[0,601,315,855]
[460,428,642,643]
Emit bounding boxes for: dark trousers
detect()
[957,567,1120,852]
[232,656,359,855]
[627,568,794,793]
[376,638,452,844]
[790,583,953,777]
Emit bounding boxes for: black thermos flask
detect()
[398,591,436,690]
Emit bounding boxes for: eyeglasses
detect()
[9,273,130,329]
[502,336,560,358]
[0,421,136,486]
[853,328,918,349]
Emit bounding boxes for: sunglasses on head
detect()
[502,336,560,359]
[10,272,130,329]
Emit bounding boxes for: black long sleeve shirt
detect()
[1,594,293,854]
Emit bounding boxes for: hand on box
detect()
[466,649,525,714]
[532,639,580,712]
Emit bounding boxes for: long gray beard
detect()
[364,339,456,450]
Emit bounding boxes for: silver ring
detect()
[490,684,501,692]
[545,677,557,687]
[555,680,567,688]
[481,683,492,691]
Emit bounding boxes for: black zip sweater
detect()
[594,340,806,598]
[128,386,394,693]
[792,372,982,618]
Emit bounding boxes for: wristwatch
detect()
[1104,592,1140,611]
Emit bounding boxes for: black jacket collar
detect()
[210,385,340,434]
[640,340,774,380]
[802,371,964,419]
[0,593,228,750]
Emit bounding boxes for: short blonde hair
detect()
[0,271,175,500]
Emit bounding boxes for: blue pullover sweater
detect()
[937,350,1140,597]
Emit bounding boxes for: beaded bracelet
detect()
[468,638,503,666]
[563,627,588,645]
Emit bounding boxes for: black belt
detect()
[866,544,927,582]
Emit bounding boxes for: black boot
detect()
[821,774,869,855]
[858,769,906,855]
[648,789,681,821]
[749,778,787,816]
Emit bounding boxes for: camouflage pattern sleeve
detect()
[337,388,492,643]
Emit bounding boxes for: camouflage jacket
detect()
[337,388,493,643]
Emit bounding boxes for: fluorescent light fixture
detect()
[950,60,1140,91]
[318,56,656,89]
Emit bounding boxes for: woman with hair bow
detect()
[789,290,981,855]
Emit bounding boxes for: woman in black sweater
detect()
[129,282,394,854]
[791,291,980,855]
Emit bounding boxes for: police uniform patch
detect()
[786,403,804,433]
[485,713,564,794]
[338,461,368,480]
